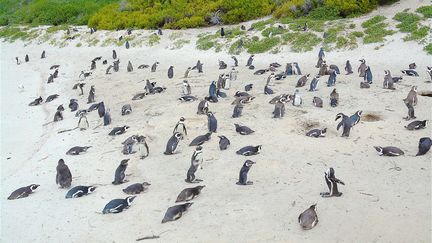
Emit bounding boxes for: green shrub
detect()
[404,26,429,41]
[324,27,339,44]
[416,5,432,18]
[424,43,432,55]
[171,39,190,49]
[251,19,275,31]
[363,22,394,43]
[361,15,386,28]
[307,5,341,20]
[393,12,421,32]
[147,34,160,46]
[352,31,364,37]
[282,32,321,52]
[228,38,245,55]
[262,26,287,37]
[196,33,218,50]
[245,37,281,54]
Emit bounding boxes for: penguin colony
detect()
[7,27,432,238]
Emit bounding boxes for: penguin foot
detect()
[195,179,203,182]
[246,181,253,185]
[320,192,331,197]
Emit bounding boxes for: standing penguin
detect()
[335,113,355,137]
[364,66,373,84]
[231,56,238,67]
[292,89,302,106]
[197,98,209,115]
[112,50,117,59]
[184,67,192,78]
[309,75,320,91]
[69,99,79,112]
[182,80,191,95]
[403,98,416,120]
[185,146,204,183]
[104,108,111,126]
[87,85,95,103]
[127,61,133,72]
[54,105,64,122]
[236,160,255,185]
[232,102,244,118]
[417,137,432,156]
[113,60,120,72]
[25,54,29,62]
[327,69,337,87]
[164,132,183,155]
[330,88,339,107]
[173,117,187,137]
[293,62,302,75]
[358,59,367,77]
[77,113,89,130]
[207,112,217,133]
[230,68,238,81]
[246,55,254,66]
[345,60,353,74]
[136,136,149,159]
[405,86,418,106]
[273,99,286,118]
[56,159,72,188]
[318,47,325,59]
[97,101,105,118]
[220,27,225,37]
[320,168,344,197]
[383,70,394,89]
[151,61,159,72]
[112,159,129,185]
[296,74,309,87]
[168,66,174,79]
[208,81,218,102]
[125,41,130,49]
[90,61,96,70]
[313,97,323,108]
[47,74,54,83]
[41,50,46,59]
[298,204,318,230]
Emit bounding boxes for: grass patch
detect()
[46,25,69,33]
[0,26,39,42]
[228,38,245,55]
[404,26,429,41]
[251,19,275,31]
[282,18,325,32]
[171,39,190,49]
[76,42,82,47]
[147,34,160,46]
[261,26,287,37]
[416,5,432,18]
[352,31,364,38]
[282,32,321,52]
[394,11,428,42]
[425,43,432,55]
[245,37,280,54]
[324,27,338,44]
[361,15,386,28]
[361,16,394,44]
[169,32,183,40]
[196,33,218,50]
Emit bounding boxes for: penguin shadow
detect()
[418,90,432,97]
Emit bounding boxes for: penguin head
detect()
[359,59,365,63]
[207,112,213,117]
[234,124,240,128]
[411,86,417,92]
[174,132,183,140]
[29,184,40,191]
[120,159,129,166]
[374,146,383,155]
[142,182,151,187]
[196,145,203,151]
[124,125,130,130]
[256,145,262,152]
[335,113,344,121]
[325,167,335,178]
[205,132,212,138]
[126,196,136,205]
[58,159,65,165]
[244,160,256,167]
[87,186,96,194]
[218,135,226,140]
[57,105,64,111]
[422,120,428,127]
[384,70,388,75]
[179,117,185,122]
[321,128,327,135]
[309,204,317,211]
[183,202,193,209]
[356,110,363,117]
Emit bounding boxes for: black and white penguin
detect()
[184,67,192,78]
[193,60,203,73]
[336,113,355,137]
[151,61,159,72]
[298,204,318,230]
[25,54,29,62]
[123,182,151,195]
[173,117,188,137]
[246,55,254,66]
[374,146,404,156]
[383,70,394,89]
[313,97,323,108]
[87,85,95,104]
[69,99,79,112]
[232,102,244,118]
[235,124,254,135]
[109,125,129,136]
[236,160,255,185]
[112,50,117,59]
[405,120,427,130]
[90,60,96,70]
[427,66,432,81]
[273,99,286,119]
[103,108,112,126]
[132,92,147,100]
[176,185,205,202]
[77,113,89,130]
[345,60,353,74]
[207,112,217,133]
[330,88,339,107]
[264,85,274,95]
[164,132,183,155]
[29,97,43,106]
[113,60,120,72]
[306,128,326,138]
[45,94,59,103]
[66,146,91,155]
[185,146,204,183]
[405,86,418,106]
[292,89,302,106]
[182,80,192,95]
[56,159,72,188]
[179,95,197,102]
[244,84,253,91]
[41,50,46,59]
[127,61,133,72]
[189,133,211,146]
[349,110,362,126]
[102,196,136,214]
[296,74,310,87]
[208,81,218,102]
[358,59,367,77]
[218,136,230,150]
[403,98,416,120]
[218,60,227,70]
[112,159,129,185]
[417,137,432,156]
[161,203,193,223]
[65,186,96,198]
[231,56,238,66]
[401,69,419,76]
[138,64,149,69]
[121,104,132,115]
[125,40,130,49]
[53,105,64,122]
[7,184,39,200]
[158,28,163,35]
[408,63,416,69]
[168,66,174,79]
[236,145,262,156]
[320,168,344,197]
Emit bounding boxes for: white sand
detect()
[1,1,431,242]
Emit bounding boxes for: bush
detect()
[282,32,321,52]
[245,37,281,53]
[416,5,432,18]
[352,31,364,37]
[393,12,421,32]
[261,26,287,37]
[307,5,340,20]
[424,43,432,55]
[361,15,386,28]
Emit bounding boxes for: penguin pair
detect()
[320,168,344,197]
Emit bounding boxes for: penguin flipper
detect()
[336,121,343,131]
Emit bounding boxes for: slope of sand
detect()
[1,2,431,243]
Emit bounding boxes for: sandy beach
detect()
[1,1,431,242]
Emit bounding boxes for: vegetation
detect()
[425,43,432,55]
[393,11,429,42]
[196,33,218,50]
[244,36,281,54]
[416,5,432,18]
[282,32,321,52]
[361,15,394,43]
[171,39,190,49]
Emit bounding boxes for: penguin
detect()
[168,66,174,79]
[218,136,230,150]
[223,73,231,90]
[53,69,59,78]
[185,146,204,183]
[313,97,323,108]
[65,186,96,198]
[374,146,404,156]
[25,54,29,62]
[254,69,267,75]
[236,160,255,185]
[53,105,64,122]
[349,110,362,126]
[41,50,46,59]
[345,60,353,74]
[125,40,130,49]
[132,92,147,100]
[121,104,132,115]
[158,28,163,35]
[329,64,340,74]
[183,67,192,78]
[47,74,54,83]
[264,85,274,95]
[320,168,344,197]
[113,60,120,72]
[77,113,89,130]
[392,76,403,83]
[306,128,326,138]
[136,136,149,159]
[207,112,217,133]
[189,133,211,146]
[236,145,262,156]
[231,56,238,66]
[416,137,432,156]
[246,55,254,66]
[336,113,355,137]
[220,27,225,37]
[315,57,323,69]
[403,98,416,120]
[409,63,417,69]
[50,64,60,70]
[69,99,79,112]
[122,135,138,155]
[209,81,218,102]
[406,86,418,106]
[123,182,151,195]
[232,102,244,118]
[7,184,39,200]
[292,89,302,106]
[285,63,293,75]
[138,64,149,69]
[383,70,394,89]
[401,70,419,76]
[298,204,318,230]
[193,60,203,73]
[144,79,155,94]
[86,86,95,104]
[66,146,91,155]
[293,62,302,75]
[179,95,197,102]
[358,59,367,77]
[230,68,238,82]
[15,57,21,65]
[164,132,183,155]
[219,60,227,70]
[176,185,205,202]
[97,101,105,118]
[330,88,339,107]
[29,97,43,106]
[127,61,133,72]
[273,98,286,119]
[102,196,136,214]
[104,109,112,126]
[112,50,117,59]
[318,47,325,59]
[45,94,59,103]
[327,69,337,86]
[90,60,96,70]
[109,125,129,136]
[427,66,432,81]
[161,203,193,223]
[182,80,191,95]
[112,159,129,185]
[405,120,427,130]
[296,74,309,87]
[72,83,85,95]
[56,159,72,188]
[235,124,254,135]
[197,98,209,115]
[151,62,159,72]
[173,117,187,137]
